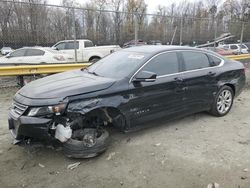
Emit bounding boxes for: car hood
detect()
[18,70,116,99]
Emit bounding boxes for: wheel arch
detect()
[223,83,235,95]
[89,56,101,62]
[69,106,127,131]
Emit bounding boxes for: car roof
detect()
[123,45,205,54]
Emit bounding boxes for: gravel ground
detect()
[1,70,250,188]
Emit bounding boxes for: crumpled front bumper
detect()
[8,110,53,140]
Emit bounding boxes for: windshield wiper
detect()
[88,71,99,76]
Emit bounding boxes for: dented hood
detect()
[18,70,116,99]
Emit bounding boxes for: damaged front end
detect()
[8,96,126,158]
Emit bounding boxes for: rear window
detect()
[207,54,222,66]
[182,51,210,71]
[84,41,94,48]
[65,42,79,49]
[230,45,238,50]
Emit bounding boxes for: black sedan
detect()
[8,46,246,158]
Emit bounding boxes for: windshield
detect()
[87,51,149,79]
[239,44,247,49]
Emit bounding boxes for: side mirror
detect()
[5,53,11,58]
[51,46,59,50]
[133,71,157,82]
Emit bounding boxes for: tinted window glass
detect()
[142,52,179,76]
[223,45,229,50]
[230,45,238,49]
[182,51,210,71]
[208,54,221,66]
[65,42,79,49]
[9,49,26,57]
[239,44,247,49]
[84,41,94,48]
[26,49,45,56]
[87,51,150,79]
[55,42,65,50]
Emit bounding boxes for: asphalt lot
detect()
[0,71,250,188]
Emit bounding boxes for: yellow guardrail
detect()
[0,63,91,76]
[0,54,250,77]
[226,54,250,60]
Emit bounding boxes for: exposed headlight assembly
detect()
[27,104,66,117]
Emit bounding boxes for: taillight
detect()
[53,55,65,61]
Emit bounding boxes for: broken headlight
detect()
[27,104,66,117]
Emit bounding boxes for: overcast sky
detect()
[48,0,198,13]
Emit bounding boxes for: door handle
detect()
[174,77,183,83]
[207,71,216,77]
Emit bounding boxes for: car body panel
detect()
[8,45,246,140]
[0,47,74,64]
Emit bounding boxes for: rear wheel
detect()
[89,57,100,63]
[209,86,234,117]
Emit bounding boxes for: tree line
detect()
[0,0,249,48]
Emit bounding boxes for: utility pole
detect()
[239,22,245,54]
[72,8,78,62]
[134,13,138,46]
[179,17,183,45]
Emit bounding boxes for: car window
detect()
[55,42,65,50]
[223,45,229,50]
[207,54,222,66]
[25,49,45,56]
[141,52,179,76]
[84,41,94,48]
[182,51,210,71]
[239,44,247,49]
[87,51,150,79]
[230,45,238,50]
[9,49,26,57]
[65,42,79,50]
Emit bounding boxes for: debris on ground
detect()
[67,162,81,170]
[106,152,116,160]
[241,176,247,180]
[207,182,219,188]
[49,171,60,175]
[120,181,124,186]
[243,168,249,172]
[38,163,45,168]
[154,143,161,147]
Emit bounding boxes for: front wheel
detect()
[209,86,234,117]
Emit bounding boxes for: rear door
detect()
[179,51,219,112]
[128,52,187,125]
[23,49,45,64]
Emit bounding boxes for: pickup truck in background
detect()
[52,39,121,62]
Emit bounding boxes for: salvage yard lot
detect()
[0,76,250,188]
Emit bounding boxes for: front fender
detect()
[67,96,129,115]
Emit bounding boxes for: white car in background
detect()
[1,47,13,55]
[220,44,249,54]
[0,47,74,64]
[52,39,121,62]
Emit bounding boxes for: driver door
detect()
[127,52,187,126]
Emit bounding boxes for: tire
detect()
[90,58,100,63]
[63,129,109,159]
[209,86,234,117]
